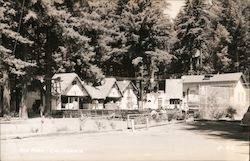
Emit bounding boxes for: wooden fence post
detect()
[131,119,135,132]
[146,117,149,130]
[127,114,130,129]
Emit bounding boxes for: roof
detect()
[83,78,121,99]
[52,73,82,95]
[181,72,244,84]
[165,79,183,99]
[117,80,138,93]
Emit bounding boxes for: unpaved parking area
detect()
[1,122,249,161]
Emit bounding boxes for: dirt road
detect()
[1,122,249,161]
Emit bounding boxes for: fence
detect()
[51,109,150,119]
[126,114,150,131]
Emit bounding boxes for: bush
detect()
[225,106,237,119]
[159,113,168,121]
[198,105,237,120]
[167,109,185,121]
[210,108,225,119]
[194,111,201,119]
[154,115,166,122]
[176,112,186,120]
[3,114,11,121]
[167,112,174,121]
[134,116,147,124]
[10,112,19,118]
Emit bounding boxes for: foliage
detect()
[198,105,237,120]
[156,113,168,122]
[170,0,250,77]
[104,0,174,82]
[0,0,37,117]
[218,0,250,79]
[1,0,249,118]
[0,0,35,76]
[225,106,237,119]
[211,108,225,120]
[172,0,221,74]
[167,109,185,121]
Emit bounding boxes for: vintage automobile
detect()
[240,106,250,128]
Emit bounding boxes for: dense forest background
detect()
[0,0,249,118]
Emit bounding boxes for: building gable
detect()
[63,77,88,97]
[52,73,90,97]
[107,84,122,98]
[117,80,138,94]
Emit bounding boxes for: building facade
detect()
[117,80,139,110]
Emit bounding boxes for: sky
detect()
[164,0,185,19]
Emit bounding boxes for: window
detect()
[170,99,180,105]
[69,97,74,103]
[61,96,68,103]
[72,80,77,85]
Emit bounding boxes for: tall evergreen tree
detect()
[1,0,115,117]
[172,0,218,74]
[219,0,250,80]
[0,0,35,118]
[105,0,173,90]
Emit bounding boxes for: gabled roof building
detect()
[83,78,122,109]
[51,73,89,110]
[181,72,249,117]
[117,80,139,110]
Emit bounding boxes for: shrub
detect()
[3,114,11,121]
[135,116,147,124]
[176,111,186,120]
[151,113,158,120]
[212,108,225,119]
[193,111,201,119]
[10,112,19,118]
[167,109,185,121]
[207,107,225,119]
[159,113,168,121]
[154,115,163,122]
[167,110,175,121]
[225,106,237,119]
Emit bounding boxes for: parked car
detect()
[240,106,250,128]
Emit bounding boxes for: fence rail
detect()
[51,109,150,119]
[127,114,150,131]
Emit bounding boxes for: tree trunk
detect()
[19,83,28,119]
[149,57,156,92]
[44,30,52,117]
[45,78,51,117]
[2,70,11,116]
[0,86,3,116]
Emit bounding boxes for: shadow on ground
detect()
[183,120,250,141]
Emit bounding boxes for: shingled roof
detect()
[52,73,84,95]
[181,72,244,83]
[117,80,138,93]
[83,78,122,99]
